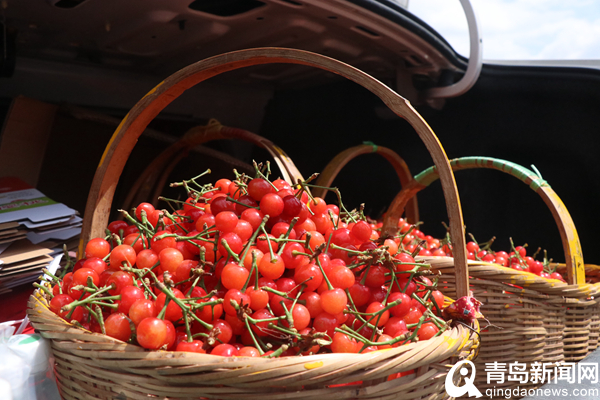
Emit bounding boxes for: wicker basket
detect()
[380,156,600,392]
[554,261,600,356]
[27,48,480,400]
[554,264,600,355]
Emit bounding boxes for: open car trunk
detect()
[1,0,599,264]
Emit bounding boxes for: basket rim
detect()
[424,255,600,299]
[27,290,480,365]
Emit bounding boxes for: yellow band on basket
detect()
[443,336,458,348]
[372,348,394,353]
[304,361,323,370]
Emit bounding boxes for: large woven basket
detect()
[27,48,480,400]
[381,156,600,393]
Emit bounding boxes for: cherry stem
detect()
[133,232,147,252]
[359,262,372,286]
[259,225,276,261]
[291,250,311,257]
[252,160,278,190]
[60,244,75,278]
[188,298,223,311]
[153,274,214,331]
[411,292,446,329]
[93,301,119,309]
[185,273,203,297]
[162,210,190,234]
[182,305,193,343]
[157,227,213,243]
[276,217,299,256]
[124,266,158,300]
[157,297,170,320]
[479,235,497,252]
[239,215,269,268]
[33,282,53,297]
[302,182,355,223]
[328,243,362,257]
[271,238,305,245]
[280,287,304,330]
[120,210,154,236]
[395,223,417,244]
[315,255,333,291]
[267,322,301,339]
[241,252,257,293]
[41,268,62,284]
[260,286,296,301]
[303,231,312,251]
[94,304,106,335]
[383,270,397,306]
[190,332,210,340]
[169,169,212,192]
[244,317,265,355]
[327,209,339,231]
[219,239,240,263]
[180,291,217,303]
[336,326,409,348]
[61,285,117,311]
[225,196,260,210]
[508,237,528,265]
[344,290,377,332]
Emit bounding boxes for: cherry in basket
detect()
[38,162,479,358]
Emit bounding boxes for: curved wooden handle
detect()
[313,143,419,224]
[81,47,470,297]
[122,119,303,211]
[383,156,585,285]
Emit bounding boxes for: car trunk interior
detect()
[1,0,599,264]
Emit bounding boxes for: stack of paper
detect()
[0,177,81,293]
[0,241,54,295]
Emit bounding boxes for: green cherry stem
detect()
[244,316,265,355]
[260,225,276,261]
[239,215,270,268]
[241,252,257,293]
[33,283,53,297]
[315,256,333,291]
[219,239,240,263]
[277,217,299,256]
[94,305,106,335]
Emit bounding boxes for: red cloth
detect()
[0,282,37,324]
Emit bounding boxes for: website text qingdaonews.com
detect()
[485,386,599,399]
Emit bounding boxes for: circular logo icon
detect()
[445,360,483,398]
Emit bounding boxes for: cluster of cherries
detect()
[465,240,566,281]
[404,225,566,282]
[40,166,455,358]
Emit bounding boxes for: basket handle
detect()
[382,156,585,285]
[80,47,470,297]
[122,119,303,211]
[312,143,419,224]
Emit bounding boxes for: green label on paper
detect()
[18,335,41,345]
[0,197,57,214]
